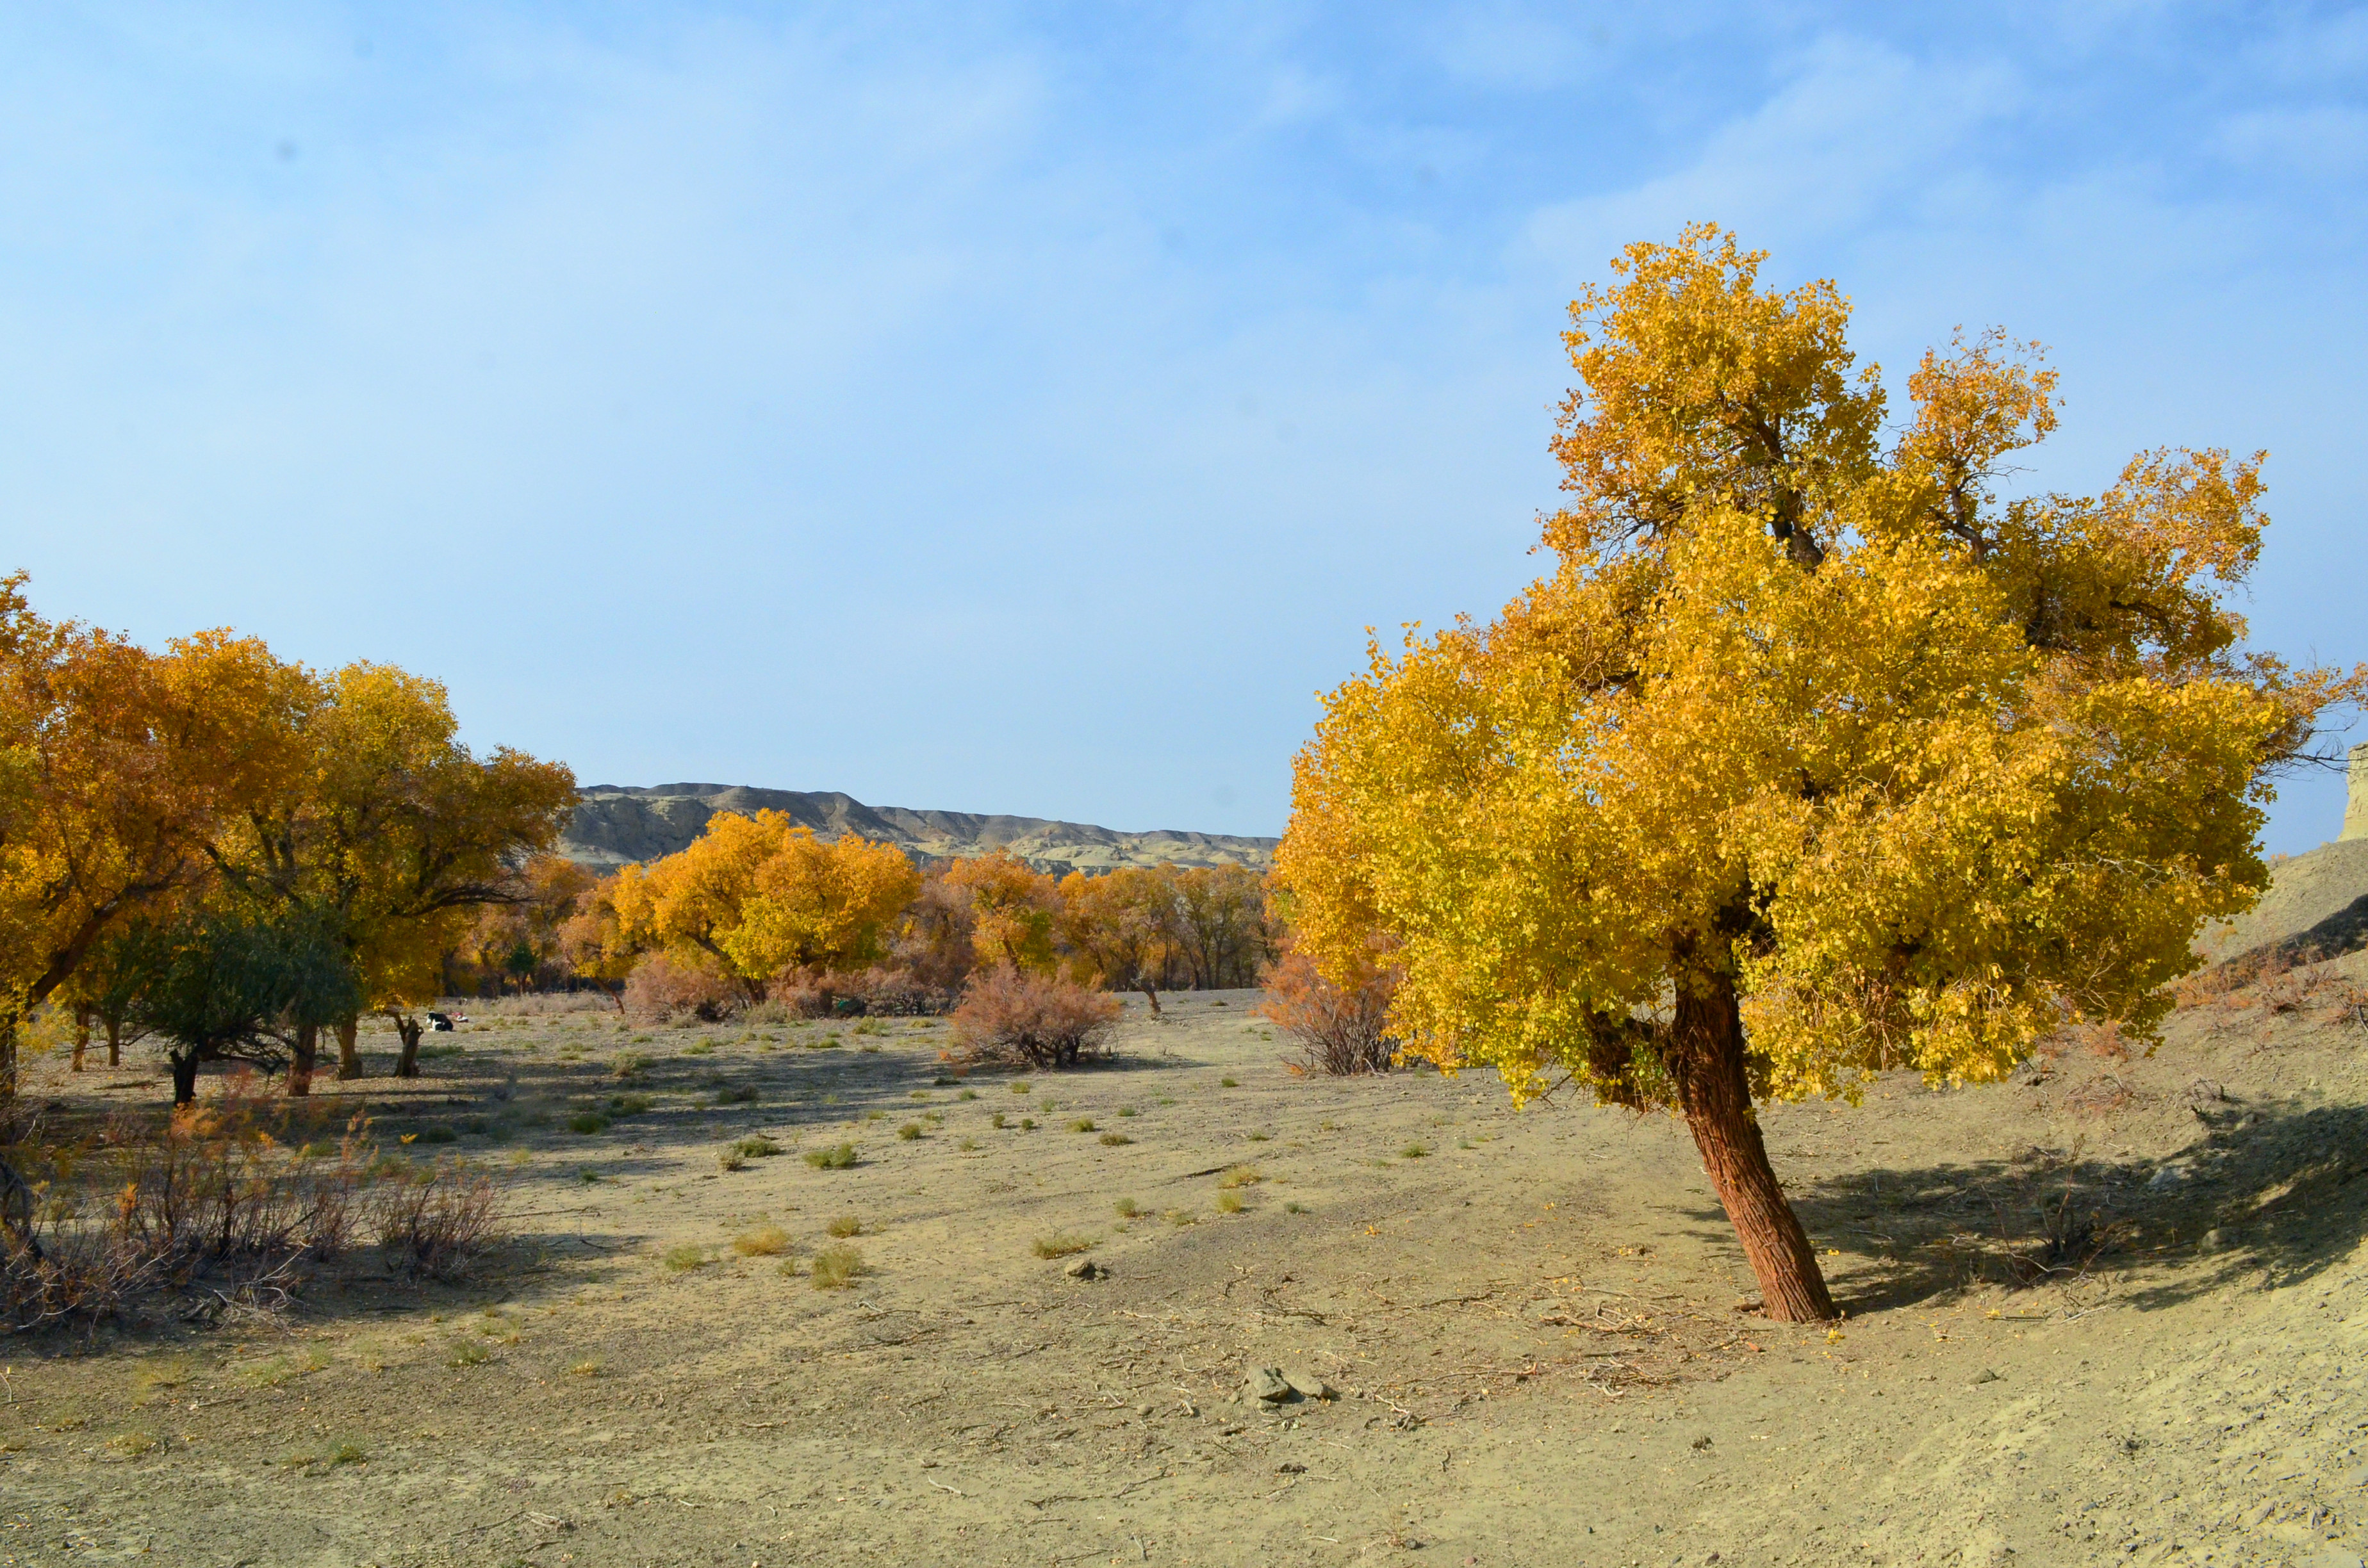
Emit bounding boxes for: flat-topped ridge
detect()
[561,783,1277,874]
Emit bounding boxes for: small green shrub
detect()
[1283,1201,1308,1214]
[825,1214,862,1237]
[804,1142,859,1170]
[716,1149,747,1172]
[661,1244,707,1273]
[415,1125,457,1145]
[1113,1197,1140,1218]
[1216,1191,1244,1214]
[1399,1143,1431,1159]
[1116,1106,1137,1118]
[897,1122,924,1141]
[732,1135,783,1159]
[1010,1081,1032,1095]
[809,1243,864,1289]
[958,1089,978,1101]
[1067,1118,1096,1134]
[449,1341,491,1367]
[1098,1132,1133,1147]
[567,1112,609,1134]
[1019,1117,1037,1131]
[1220,1077,1238,1088]
[1032,1232,1092,1259]
[607,1093,653,1115]
[713,1085,760,1105]
[989,1111,1008,1129]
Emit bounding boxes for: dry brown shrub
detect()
[2055,1020,2133,1062]
[372,1161,502,1280]
[2064,1074,2137,1116]
[771,967,955,1019]
[1258,947,1397,1076]
[3,1075,506,1331]
[948,968,1121,1070]
[623,952,742,1024]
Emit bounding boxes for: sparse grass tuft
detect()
[1067,1118,1096,1134]
[110,1431,157,1457]
[1019,1117,1038,1131]
[825,1214,863,1237]
[957,1137,979,1152]
[1217,1166,1262,1189]
[717,1148,748,1172]
[732,1225,790,1257]
[989,1111,1008,1129]
[1216,1191,1244,1214]
[1220,1077,1238,1088]
[567,1111,610,1134]
[449,1340,491,1367]
[958,1089,978,1101]
[809,1243,864,1289]
[661,1244,707,1273]
[1032,1232,1092,1258]
[897,1122,925,1141]
[1283,1201,1308,1214]
[732,1134,784,1159]
[1098,1132,1133,1147]
[1163,1209,1196,1227]
[568,1359,604,1378]
[1011,1081,1032,1094]
[1399,1142,1431,1159]
[1114,1197,1140,1218]
[713,1084,760,1105]
[1116,1106,1137,1117]
[803,1141,859,1170]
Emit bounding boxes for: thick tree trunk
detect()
[105,1016,122,1068]
[1135,981,1162,1018]
[169,1050,201,1106]
[334,1017,361,1080]
[1668,967,1836,1322]
[392,1013,424,1078]
[71,1006,90,1072]
[288,1022,318,1098]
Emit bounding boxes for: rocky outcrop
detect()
[559,783,1277,874]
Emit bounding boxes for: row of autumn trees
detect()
[0,576,578,1106]
[447,808,1276,1018]
[0,571,1277,1114]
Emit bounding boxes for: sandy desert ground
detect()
[3,955,2366,1568]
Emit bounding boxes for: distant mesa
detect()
[559,783,1277,874]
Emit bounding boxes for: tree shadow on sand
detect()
[1766,1088,2368,1316]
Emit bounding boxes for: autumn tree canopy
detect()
[1276,225,2364,1321]
[611,810,919,994]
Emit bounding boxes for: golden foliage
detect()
[1279,223,2365,1111]
[613,810,919,990]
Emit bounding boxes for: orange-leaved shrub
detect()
[949,968,1122,1070]
[1260,945,1397,1076]
[623,952,741,1024]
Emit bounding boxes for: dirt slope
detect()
[5,967,2366,1567]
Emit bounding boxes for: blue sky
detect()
[2,3,2362,851]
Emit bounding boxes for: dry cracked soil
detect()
[5,961,2368,1568]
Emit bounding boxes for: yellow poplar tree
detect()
[0,580,308,1106]
[945,849,1058,974]
[612,810,919,994]
[1277,225,2363,1321]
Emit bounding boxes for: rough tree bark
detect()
[169,1050,202,1106]
[334,1017,361,1080]
[391,1012,424,1079]
[70,1006,90,1073]
[288,1022,318,1098]
[1666,966,1836,1322]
